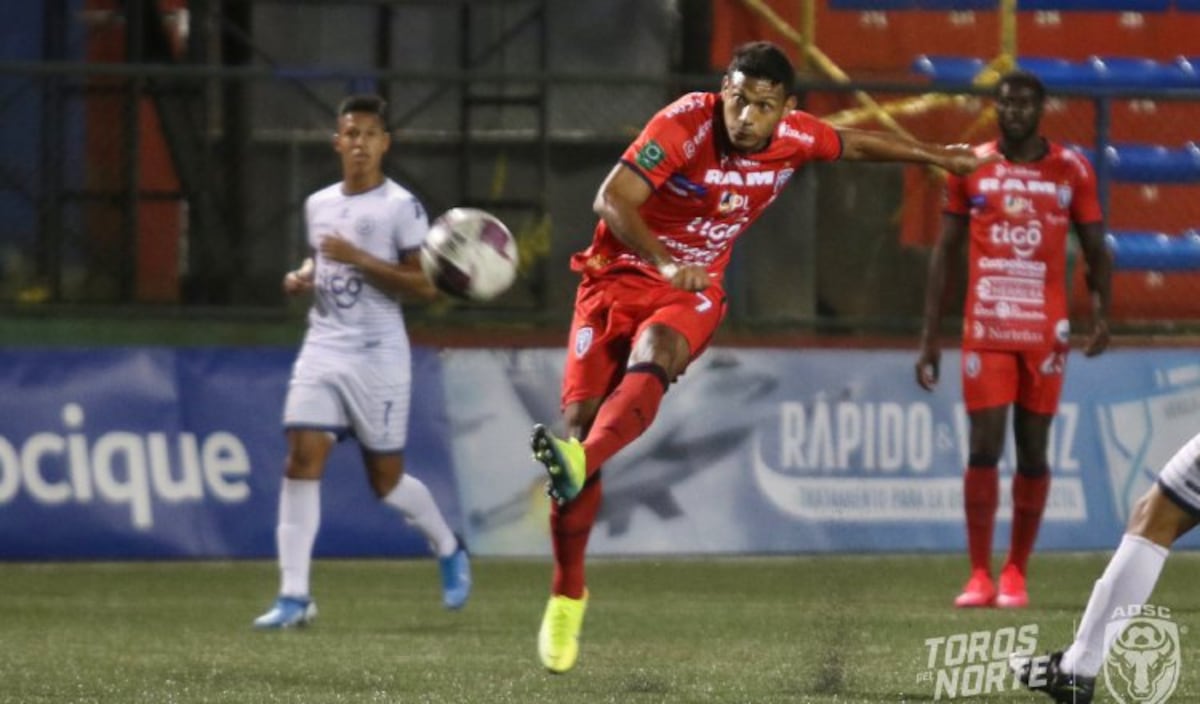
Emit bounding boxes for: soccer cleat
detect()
[252,595,317,629]
[531,424,587,504]
[1010,651,1095,704]
[954,569,997,607]
[997,563,1029,608]
[439,536,472,610]
[538,591,588,674]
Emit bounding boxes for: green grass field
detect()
[2,553,1197,703]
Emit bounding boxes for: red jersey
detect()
[571,92,843,284]
[945,140,1102,351]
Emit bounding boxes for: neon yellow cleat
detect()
[538,591,588,674]
[531,424,587,504]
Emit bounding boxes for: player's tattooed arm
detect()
[916,213,970,391]
[593,163,710,291]
[1074,220,1112,357]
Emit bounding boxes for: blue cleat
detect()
[252,595,317,629]
[439,537,472,610]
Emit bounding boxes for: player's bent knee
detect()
[1127,486,1193,546]
[564,399,602,437]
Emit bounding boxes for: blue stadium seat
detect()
[1107,231,1200,272]
[912,55,986,84]
[1019,0,1168,8]
[1087,57,1189,89]
[1016,56,1103,87]
[1175,57,1200,85]
[1073,143,1200,183]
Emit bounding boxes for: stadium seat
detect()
[1175,56,1200,84]
[1019,0,1168,8]
[1087,57,1188,88]
[1107,230,1200,271]
[1074,143,1200,183]
[911,55,987,84]
[1015,56,1102,87]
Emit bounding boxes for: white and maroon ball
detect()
[419,207,518,301]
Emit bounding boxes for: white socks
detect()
[277,477,321,598]
[383,474,459,558]
[1061,534,1169,677]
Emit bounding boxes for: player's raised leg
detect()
[367,451,471,610]
[254,428,332,629]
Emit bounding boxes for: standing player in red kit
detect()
[529,40,993,673]
[915,71,1112,609]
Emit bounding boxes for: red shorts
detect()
[960,347,1068,415]
[561,273,727,406]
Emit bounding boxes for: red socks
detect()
[964,466,999,573]
[550,477,602,598]
[581,364,668,475]
[1008,471,1051,574]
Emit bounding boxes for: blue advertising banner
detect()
[0,347,458,560]
[444,347,1200,556]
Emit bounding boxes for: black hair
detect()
[996,70,1046,103]
[337,94,387,120]
[727,41,795,91]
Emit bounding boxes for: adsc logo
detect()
[1104,604,1181,704]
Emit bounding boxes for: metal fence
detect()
[2,58,1199,332]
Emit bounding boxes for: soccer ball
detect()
[419,207,518,301]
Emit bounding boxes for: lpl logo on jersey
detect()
[1004,194,1035,217]
[718,191,749,215]
[1103,605,1181,704]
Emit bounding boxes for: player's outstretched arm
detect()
[318,234,439,302]
[916,213,969,391]
[836,128,992,176]
[593,163,710,291]
[1074,221,1113,357]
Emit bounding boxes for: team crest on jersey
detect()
[964,352,982,378]
[718,191,750,215]
[1057,185,1072,208]
[355,215,377,237]
[636,140,666,171]
[574,326,594,358]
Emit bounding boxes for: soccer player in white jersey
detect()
[253,94,470,629]
[1012,434,1200,703]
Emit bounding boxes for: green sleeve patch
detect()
[635,140,666,171]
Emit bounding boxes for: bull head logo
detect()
[1104,616,1181,704]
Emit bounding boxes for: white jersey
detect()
[301,178,428,352]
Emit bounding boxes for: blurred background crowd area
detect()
[2,0,1199,338]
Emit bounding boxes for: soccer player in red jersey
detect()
[915,71,1112,609]
[528,40,993,673]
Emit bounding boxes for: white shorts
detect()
[283,345,411,453]
[1157,431,1200,516]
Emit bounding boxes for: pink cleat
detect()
[954,569,997,608]
[996,564,1029,608]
